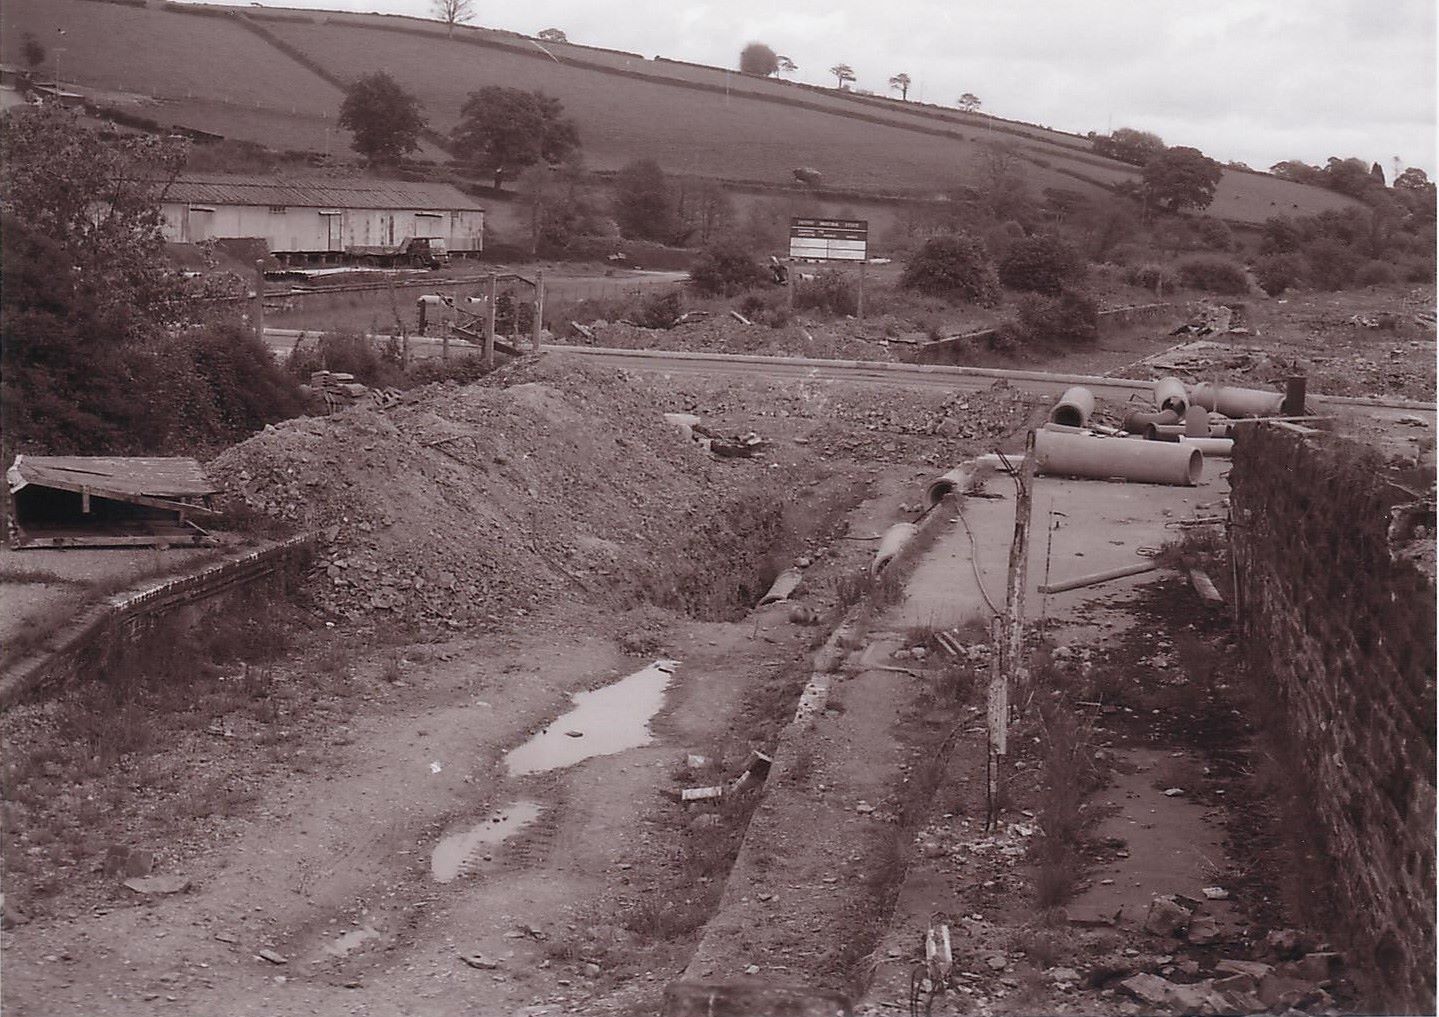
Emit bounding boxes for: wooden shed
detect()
[6,456,220,549]
[158,175,485,260]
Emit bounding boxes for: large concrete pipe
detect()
[1034,429,1203,486]
[1179,435,1234,457]
[1121,408,1180,435]
[1048,386,1095,428]
[1154,377,1189,415]
[1144,423,1185,442]
[758,567,804,605]
[1190,382,1283,418]
[872,522,919,575]
[925,462,986,508]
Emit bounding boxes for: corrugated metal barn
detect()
[158,175,484,259]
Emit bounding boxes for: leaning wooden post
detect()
[857,258,867,320]
[251,260,266,343]
[532,270,545,353]
[988,429,1037,827]
[484,273,497,370]
[786,263,795,312]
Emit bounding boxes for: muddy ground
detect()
[1,290,1431,1016]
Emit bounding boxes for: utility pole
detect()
[987,429,1036,828]
[484,273,497,369]
[251,260,265,344]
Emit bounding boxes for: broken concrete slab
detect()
[1186,914,1221,945]
[1118,972,1174,1007]
[1143,895,1192,937]
[1215,958,1273,980]
[122,875,191,895]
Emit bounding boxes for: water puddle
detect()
[323,925,381,958]
[504,660,678,777]
[430,800,544,883]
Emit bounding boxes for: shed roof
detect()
[164,175,485,212]
[7,456,219,500]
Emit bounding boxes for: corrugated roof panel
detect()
[163,174,485,212]
[8,456,219,499]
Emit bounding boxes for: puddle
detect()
[504,660,678,777]
[323,925,381,958]
[431,800,544,883]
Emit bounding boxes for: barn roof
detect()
[164,175,485,212]
[8,456,220,500]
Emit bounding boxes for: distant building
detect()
[158,175,485,261]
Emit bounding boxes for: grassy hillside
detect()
[1,0,1359,224]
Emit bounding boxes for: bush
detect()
[900,233,1001,305]
[990,289,1099,352]
[1252,253,1307,297]
[997,234,1083,295]
[794,269,857,317]
[1303,238,1361,291]
[494,290,535,335]
[1354,260,1398,288]
[1123,262,1180,295]
[286,330,403,388]
[404,355,494,387]
[1176,256,1249,294]
[1195,217,1233,252]
[738,289,792,329]
[635,290,683,329]
[689,242,766,297]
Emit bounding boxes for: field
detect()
[0,0,1360,223]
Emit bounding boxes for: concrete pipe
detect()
[1042,422,1093,435]
[1120,408,1180,435]
[758,567,804,605]
[663,413,702,441]
[872,522,919,575]
[1183,406,1211,437]
[1179,435,1234,457]
[1034,429,1203,486]
[1190,382,1283,418]
[1144,424,1185,442]
[1154,377,1189,415]
[925,462,984,508]
[1048,386,1095,428]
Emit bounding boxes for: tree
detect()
[338,72,426,165]
[829,64,855,89]
[889,73,912,101]
[1322,156,1379,200]
[1394,166,1431,192]
[1141,146,1223,212]
[977,142,1031,222]
[450,87,579,190]
[432,0,474,36]
[998,234,1083,295]
[21,32,45,71]
[739,42,779,76]
[900,233,1001,305]
[613,159,675,241]
[537,28,568,43]
[957,93,982,113]
[689,242,765,296]
[1269,159,1323,185]
[776,55,798,76]
[1092,127,1164,167]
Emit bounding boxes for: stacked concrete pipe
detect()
[1154,376,1189,415]
[1190,382,1284,418]
[1048,386,1095,428]
[1034,429,1203,486]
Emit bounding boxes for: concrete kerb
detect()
[0,533,319,710]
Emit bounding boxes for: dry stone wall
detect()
[1230,425,1436,1012]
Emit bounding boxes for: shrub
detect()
[286,330,403,388]
[689,242,766,296]
[1195,217,1233,251]
[1354,260,1398,288]
[990,289,1098,352]
[1176,256,1249,294]
[635,290,683,329]
[738,289,792,329]
[900,233,1001,305]
[404,355,495,387]
[1303,238,1361,291]
[1252,253,1307,297]
[794,269,858,317]
[997,234,1083,295]
[494,290,535,334]
[1123,262,1180,295]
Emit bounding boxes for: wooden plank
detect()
[12,475,217,515]
[13,456,218,498]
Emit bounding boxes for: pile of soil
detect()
[208,359,776,628]
[573,319,901,362]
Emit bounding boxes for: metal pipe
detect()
[1191,382,1283,418]
[1039,561,1159,594]
[1178,435,1234,457]
[1048,386,1095,428]
[1154,376,1189,414]
[1034,429,1203,486]
[872,522,919,575]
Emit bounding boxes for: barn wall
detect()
[160,203,484,253]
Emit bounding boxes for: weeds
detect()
[1031,690,1102,910]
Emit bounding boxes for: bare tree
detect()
[889,73,912,101]
[776,55,798,76]
[432,0,475,37]
[830,63,855,89]
[978,142,1030,221]
[958,93,982,113]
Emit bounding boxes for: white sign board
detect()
[789,217,868,262]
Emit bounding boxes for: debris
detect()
[682,786,724,803]
[855,802,876,815]
[564,731,583,738]
[1163,788,1185,796]
[123,849,156,878]
[1215,959,1273,980]
[729,310,753,326]
[1118,972,1175,1007]
[1047,966,1080,985]
[1142,895,1192,937]
[430,761,443,774]
[1264,928,1316,960]
[214,931,239,945]
[787,604,819,626]
[1186,914,1221,945]
[122,875,191,895]
[686,754,708,769]
[758,567,804,605]
[1039,561,1159,595]
[744,964,761,975]
[1295,951,1343,982]
[984,954,1007,971]
[570,322,596,341]
[1201,886,1230,900]
[256,949,288,965]
[460,953,500,970]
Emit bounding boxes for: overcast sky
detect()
[209,0,1437,177]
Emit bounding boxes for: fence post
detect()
[251,260,266,343]
[858,259,866,320]
[532,270,545,353]
[484,273,497,370]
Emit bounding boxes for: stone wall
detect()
[1230,425,1436,1012]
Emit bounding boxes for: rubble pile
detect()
[577,318,898,362]
[208,360,753,627]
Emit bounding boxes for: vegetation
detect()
[1176,256,1250,295]
[431,0,474,35]
[992,289,1099,351]
[537,28,568,43]
[1089,127,1165,167]
[451,87,579,191]
[689,242,766,296]
[337,71,427,165]
[888,73,912,100]
[1142,146,1224,212]
[899,234,1001,305]
[795,270,858,317]
[613,158,676,241]
[739,42,779,76]
[1253,252,1307,297]
[997,234,1083,295]
[829,63,855,88]
[957,93,982,112]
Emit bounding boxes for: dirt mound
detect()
[575,319,901,362]
[208,360,764,628]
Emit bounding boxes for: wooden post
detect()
[858,259,866,320]
[251,260,266,343]
[484,273,497,370]
[1282,375,1307,416]
[786,263,795,312]
[532,270,545,353]
[988,429,1037,825]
